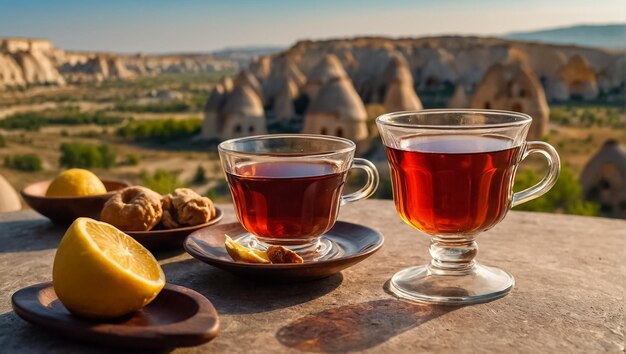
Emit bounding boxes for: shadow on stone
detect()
[0,311,172,354]
[161,258,344,315]
[383,278,471,299]
[275,299,456,352]
[153,248,187,261]
[0,219,64,253]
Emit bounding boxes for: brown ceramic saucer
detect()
[11,282,220,349]
[21,179,129,225]
[125,208,224,251]
[184,221,384,282]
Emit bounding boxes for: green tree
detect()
[4,154,42,172]
[513,165,599,216]
[116,118,202,143]
[192,165,208,184]
[59,143,117,169]
[141,170,182,195]
[124,154,140,166]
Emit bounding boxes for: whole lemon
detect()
[46,169,107,197]
[53,218,166,318]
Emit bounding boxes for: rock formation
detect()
[0,174,21,212]
[382,55,422,112]
[556,55,599,100]
[201,83,228,140]
[0,37,237,87]
[447,84,469,108]
[302,76,368,144]
[305,54,348,100]
[220,84,267,140]
[580,140,626,219]
[252,36,624,105]
[470,59,550,140]
[233,70,263,101]
[273,76,299,120]
[262,55,306,104]
[0,38,65,87]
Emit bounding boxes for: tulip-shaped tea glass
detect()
[219,134,379,260]
[376,110,560,304]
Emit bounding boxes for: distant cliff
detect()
[250,36,624,102]
[0,38,237,88]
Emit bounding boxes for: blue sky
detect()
[0,0,623,53]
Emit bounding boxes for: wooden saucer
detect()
[184,221,384,282]
[126,207,224,250]
[11,282,220,349]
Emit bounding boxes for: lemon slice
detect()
[52,218,165,318]
[46,169,107,197]
[225,235,270,263]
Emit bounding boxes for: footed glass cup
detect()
[376,109,560,305]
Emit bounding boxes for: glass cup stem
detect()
[429,239,478,274]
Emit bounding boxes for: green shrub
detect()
[372,175,393,200]
[124,154,140,166]
[116,118,202,143]
[205,180,231,203]
[141,170,182,195]
[59,143,116,169]
[0,108,125,131]
[0,135,5,148]
[192,165,208,184]
[114,101,191,113]
[513,165,599,216]
[4,154,42,172]
[549,107,571,125]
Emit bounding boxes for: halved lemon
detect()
[52,218,165,318]
[225,235,270,263]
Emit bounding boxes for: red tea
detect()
[386,135,522,235]
[226,161,347,240]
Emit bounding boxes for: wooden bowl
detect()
[125,208,224,251]
[20,179,129,225]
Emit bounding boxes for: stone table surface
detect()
[0,200,624,353]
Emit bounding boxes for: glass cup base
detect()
[234,233,340,261]
[389,262,514,305]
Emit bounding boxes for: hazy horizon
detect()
[0,0,624,53]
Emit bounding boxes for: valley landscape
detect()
[0,27,625,218]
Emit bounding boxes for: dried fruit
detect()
[267,246,304,264]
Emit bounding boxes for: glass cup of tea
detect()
[376,109,560,304]
[218,134,379,260]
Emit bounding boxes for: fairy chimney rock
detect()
[580,139,626,219]
[382,55,423,112]
[303,76,368,143]
[273,77,299,121]
[470,60,550,140]
[447,84,469,108]
[201,83,228,140]
[557,55,599,100]
[306,54,348,99]
[263,56,306,104]
[219,84,267,140]
[234,70,263,101]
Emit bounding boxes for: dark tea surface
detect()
[226,161,347,241]
[386,135,522,235]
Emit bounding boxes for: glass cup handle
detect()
[341,158,379,206]
[512,141,561,207]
